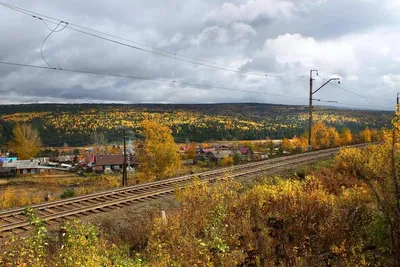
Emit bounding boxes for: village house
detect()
[199,147,215,154]
[94,154,137,173]
[3,160,41,174]
[207,150,232,164]
[238,147,254,161]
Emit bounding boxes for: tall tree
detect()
[311,122,340,150]
[93,131,107,146]
[186,142,197,160]
[137,120,181,180]
[340,128,353,145]
[292,136,307,152]
[93,131,107,154]
[279,138,293,152]
[360,127,372,143]
[8,124,41,159]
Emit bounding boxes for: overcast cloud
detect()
[0,0,399,110]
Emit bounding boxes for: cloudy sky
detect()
[0,0,399,110]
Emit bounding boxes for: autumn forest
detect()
[0,103,392,147]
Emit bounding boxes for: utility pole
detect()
[308,70,340,151]
[122,128,127,186]
[397,93,400,111]
[308,70,318,151]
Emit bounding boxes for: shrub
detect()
[1,207,48,266]
[196,160,206,167]
[60,188,76,199]
[233,152,241,165]
[219,157,234,166]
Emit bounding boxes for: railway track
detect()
[0,143,371,238]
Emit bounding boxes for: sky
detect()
[0,0,399,110]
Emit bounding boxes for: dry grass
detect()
[0,173,125,210]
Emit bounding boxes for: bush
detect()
[219,157,234,166]
[142,170,391,266]
[196,160,206,167]
[60,188,76,199]
[1,210,136,266]
[233,152,241,165]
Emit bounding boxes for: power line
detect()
[313,99,387,110]
[317,75,391,101]
[0,60,389,110]
[40,21,68,68]
[0,1,276,78]
[0,60,390,110]
[0,60,302,99]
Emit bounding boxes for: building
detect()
[207,150,232,164]
[3,160,40,174]
[238,147,254,161]
[94,154,137,173]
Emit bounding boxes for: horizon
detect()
[0,102,392,112]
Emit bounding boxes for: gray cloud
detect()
[0,0,399,110]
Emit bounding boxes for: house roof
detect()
[0,157,18,163]
[95,154,137,166]
[201,147,215,153]
[3,160,39,169]
[239,147,252,155]
[180,145,191,153]
[209,150,231,159]
[95,155,124,166]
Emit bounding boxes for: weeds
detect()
[60,188,76,199]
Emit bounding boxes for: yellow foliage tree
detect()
[279,138,293,152]
[8,124,41,159]
[339,128,353,145]
[359,127,372,143]
[219,156,234,166]
[292,136,307,152]
[186,142,197,160]
[137,120,181,180]
[311,122,339,150]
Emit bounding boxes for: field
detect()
[0,163,209,210]
[0,103,392,147]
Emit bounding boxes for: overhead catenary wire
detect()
[0,60,390,110]
[0,2,390,110]
[40,21,68,68]
[312,98,388,110]
[317,75,391,101]
[0,1,277,78]
[0,60,302,99]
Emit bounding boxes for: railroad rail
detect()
[0,143,372,238]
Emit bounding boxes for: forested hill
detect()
[0,103,393,146]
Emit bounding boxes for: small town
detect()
[0,140,284,177]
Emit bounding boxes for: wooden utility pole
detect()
[308,70,339,151]
[308,70,318,151]
[122,128,127,186]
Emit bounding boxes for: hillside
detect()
[0,103,393,146]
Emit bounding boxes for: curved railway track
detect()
[0,143,370,238]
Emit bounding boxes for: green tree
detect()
[233,152,241,165]
[137,120,181,180]
[8,124,41,159]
